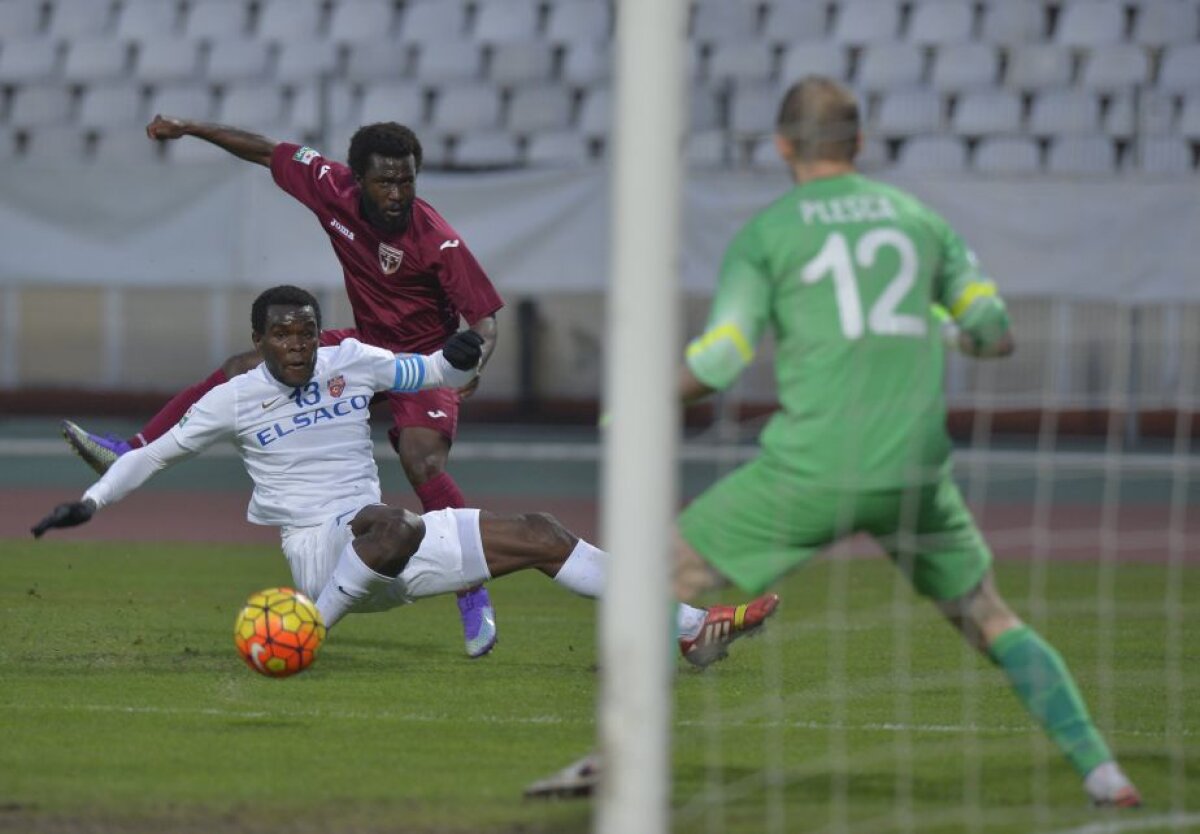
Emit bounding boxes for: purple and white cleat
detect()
[457,586,498,658]
[61,420,131,475]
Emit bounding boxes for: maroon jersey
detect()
[270,142,503,354]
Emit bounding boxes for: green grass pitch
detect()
[1,540,1197,833]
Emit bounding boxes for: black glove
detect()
[31,500,96,539]
[442,330,485,371]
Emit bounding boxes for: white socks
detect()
[554,539,708,639]
[315,542,391,628]
[1083,761,1133,802]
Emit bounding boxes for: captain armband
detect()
[949,282,1010,351]
[685,323,755,391]
[392,352,475,393]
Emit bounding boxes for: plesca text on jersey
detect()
[255,388,372,447]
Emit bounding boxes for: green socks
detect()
[989,625,1112,776]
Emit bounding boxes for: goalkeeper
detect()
[670,76,1139,807]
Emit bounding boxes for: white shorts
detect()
[279,506,491,612]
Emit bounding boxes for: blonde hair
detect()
[775,76,860,163]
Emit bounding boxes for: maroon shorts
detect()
[320,328,461,450]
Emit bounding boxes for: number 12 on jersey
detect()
[802,228,927,340]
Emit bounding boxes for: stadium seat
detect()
[561,40,611,84]
[343,40,410,82]
[1028,89,1100,136]
[358,82,425,127]
[729,82,782,134]
[689,84,722,132]
[19,125,88,160]
[216,83,287,127]
[856,135,890,169]
[1158,44,1200,93]
[0,40,61,83]
[1131,0,1200,46]
[166,135,234,162]
[1134,136,1195,173]
[146,84,215,121]
[255,0,325,41]
[507,83,575,134]
[978,0,1047,43]
[1105,90,1177,137]
[488,40,557,86]
[1054,0,1127,46]
[183,0,251,39]
[7,84,74,128]
[953,89,1023,136]
[77,83,144,128]
[762,1,827,44]
[290,82,358,133]
[275,39,341,83]
[685,129,728,167]
[45,0,114,39]
[115,0,181,39]
[399,0,470,43]
[1046,136,1117,174]
[896,134,967,172]
[907,0,975,44]
[747,134,779,169]
[705,41,776,86]
[874,88,943,135]
[929,43,1000,91]
[779,43,850,83]
[429,82,502,133]
[1180,94,1200,138]
[524,129,593,165]
[0,126,17,160]
[411,39,484,83]
[1077,44,1150,90]
[204,39,273,84]
[134,39,202,84]
[61,38,130,82]
[692,0,760,45]
[0,0,45,38]
[855,43,925,91]
[973,135,1040,173]
[473,0,542,42]
[1005,44,1074,90]
[328,0,398,42]
[93,125,163,163]
[831,0,902,44]
[545,0,612,45]
[576,84,611,138]
[450,133,521,167]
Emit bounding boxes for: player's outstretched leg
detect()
[456,587,497,659]
[61,420,131,475]
[941,573,1142,808]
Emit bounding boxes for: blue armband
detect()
[392,355,427,392]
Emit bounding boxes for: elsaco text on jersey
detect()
[254,395,372,447]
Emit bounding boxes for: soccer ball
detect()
[233,587,326,678]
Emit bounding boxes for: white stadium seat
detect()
[61,38,130,82]
[216,83,287,126]
[183,0,251,39]
[762,1,828,44]
[692,0,759,44]
[779,43,850,84]
[93,125,164,163]
[399,1,469,43]
[953,89,1023,136]
[134,39,203,84]
[929,43,1000,91]
[473,0,541,42]
[430,83,502,133]
[488,40,557,86]
[897,135,968,172]
[146,83,215,121]
[907,0,975,44]
[291,82,358,132]
[974,136,1040,174]
[705,41,775,85]
[1157,44,1200,93]
[1046,136,1117,175]
[358,82,426,127]
[1105,91,1177,138]
[1180,94,1200,138]
[1134,136,1195,174]
[979,0,1047,43]
[874,88,943,135]
[275,39,341,83]
[525,129,592,166]
[1054,0,1127,46]
[689,84,722,132]
[255,0,324,41]
[46,0,114,39]
[1077,44,1150,90]
[1005,44,1074,90]
[8,84,74,128]
[545,0,612,45]
[328,0,398,42]
[856,43,925,91]
[728,82,782,134]
[576,84,611,137]
[203,38,272,84]
[1028,89,1100,136]
[507,83,575,134]
[0,40,61,83]
[832,0,902,44]
[1132,1,1200,46]
[115,0,182,40]
[78,83,144,128]
[411,39,483,83]
[0,0,45,38]
[685,129,728,167]
[19,125,89,161]
[343,40,411,82]
[561,40,611,84]
[450,133,520,167]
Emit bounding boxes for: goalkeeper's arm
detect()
[935,291,1014,359]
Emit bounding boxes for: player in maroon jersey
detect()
[61,119,504,658]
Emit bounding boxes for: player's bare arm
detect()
[145,115,276,167]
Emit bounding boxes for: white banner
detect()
[1,163,1197,301]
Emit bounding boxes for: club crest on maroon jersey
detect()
[378,243,404,275]
[328,375,346,398]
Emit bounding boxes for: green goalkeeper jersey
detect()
[686,173,1007,488]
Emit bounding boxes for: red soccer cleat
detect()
[679,593,780,668]
[1092,784,1143,809]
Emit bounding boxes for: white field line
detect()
[1045,812,1200,834]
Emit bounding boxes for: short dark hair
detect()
[347,122,423,178]
[776,76,860,163]
[251,285,322,335]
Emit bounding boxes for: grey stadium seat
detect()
[692,0,760,44]
[78,83,144,128]
[1054,0,1127,46]
[8,84,74,128]
[897,135,968,172]
[1132,1,1200,46]
[0,0,45,38]
[576,84,611,138]
[979,0,1047,44]
[204,38,273,84]
[1105,90,1177,137]
[328,0,398,42]
[183,0,251,39]
[473,0,541,43]
[874,88,943,136]
[525,129,593,166]
[166,135,235,162]
[115,0,182,40]
[729,82,782,134]
[19,125,89,161]
[134,39,203,84]
[1005,44,1074,90]
[705,41,775,86]
[856,43,925,91]
[216,83,287,127]
[1028,89,1100,136]
[561,40,611,84]
[146,84,215,121]
[430,83,503,133]
[929,43,1000,91]
[488,40,557,86]
[343,40,412,82]
[411,39,484,83]
[832,0,902,44]
[93,125,164,163]
[1045,136,1117,175]
[973,136,1040,174]
[779,43,850,83]
[507,83,575,134]
[290,82,358,133]
[1134,136,1195,174]
[46,0,114,39]
[686,129,728,167]
[545,0,612,45]
[399,0,470,43]
[0,40,61,83]
[1077,44,1150,90]
[1158,44,1200,93]
[61,38,130,83]
[1180,94,1200,139]
[763,1,828,44]
[450,133,521,167]
[907,0,975,44]
[275,39,341,83]
[689,84,722,132]
[358,82,426,127]
[953,89,1023,136]
[255,0,325,41]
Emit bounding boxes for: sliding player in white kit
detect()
[32,285,779,663]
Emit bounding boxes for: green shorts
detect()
[678,457,992,601]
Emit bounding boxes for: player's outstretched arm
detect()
[145,115,276,167]
[389,331,484,393]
